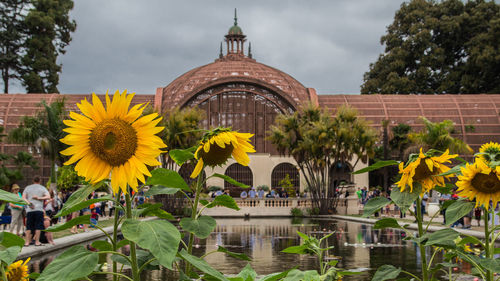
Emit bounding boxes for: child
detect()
[90,208,99,228]
[474,207,481,227]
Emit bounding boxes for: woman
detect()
[9,184,24,236]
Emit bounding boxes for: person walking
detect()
[9,184,24,236]
[22,176,50,246]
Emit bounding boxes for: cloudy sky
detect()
[9,0,405,95]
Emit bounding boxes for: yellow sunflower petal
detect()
[190,158,204,178]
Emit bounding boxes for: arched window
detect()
[271,163,300,190]
[330,162,353,188]
[178,163,206,189]
[224,163,253,197]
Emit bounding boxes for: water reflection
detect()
[28,218,422,280]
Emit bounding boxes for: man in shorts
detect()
[22,176,50,246]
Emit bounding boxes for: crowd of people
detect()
[0,176,147,247]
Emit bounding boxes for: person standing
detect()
[9,184,24,236]
[22,176,50,246]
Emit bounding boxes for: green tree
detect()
[362,0,500,94]
[389,123,412,161]
[409,116,473,154]
[159,107,205,169]
[22,0,76,93]
[8,98,67,189]
[0,0,29,93]
[268,104,377,214]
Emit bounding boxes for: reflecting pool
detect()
[29,217,427,280]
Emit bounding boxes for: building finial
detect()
[234,8,238,26]
[248,42,252,59]
[219,42,223,59]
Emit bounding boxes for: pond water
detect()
[29,217,428,280]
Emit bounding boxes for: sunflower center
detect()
[89,118,138,166]
[471,172,500,194]
[198,142,234,166]
[413,161,435,181]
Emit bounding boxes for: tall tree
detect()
[8,98,67,189]
[362,0,500,94]
[0,0,29,93]
[22,0,76,93]
[389,123,412,161]
[268,104,377,214]
[409,117,473,154]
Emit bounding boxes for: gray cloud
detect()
[7,0,405,95]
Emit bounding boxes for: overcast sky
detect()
[8,0,406,95]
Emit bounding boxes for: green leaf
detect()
[390,184,422,213]
[145,168,190,191]
[362,197,390,217]
[457,235,482,247]
[91,240,113,251]
[180,216,216,239]
[434,183,454,195]
[373,218,403,229]
[169,148,195,166]
[116,239,130,249]
[177,249,229,281]
[283,269,321,281]
[445,199,474,226]
[371,264,401,281]
[237,264,257,281]
[217,246,251,261]
[55,185,111,218]
[422,228,459,248]
[211,173,249,188]
[0,189,27,205]
[479,258,500,272]
[45,215,91,232]
[352,160,400,174]
[282,245,308,254]
[438,163,465,176]
[37,245,98,281]
[121,219,181,269]
[203,195,240,210]
[144,186,180,197]
[0,231,25,249]
[259,269,293,281]
[110,249,159,271]
[134,203,174,220]
[0,246,21,264]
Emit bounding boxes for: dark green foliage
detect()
[0,0,29,93]
[22,0,76,93]
[362,0,500,94]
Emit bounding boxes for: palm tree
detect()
[8,99,66,190]
[409,117,473,154]
[268,104,377,214]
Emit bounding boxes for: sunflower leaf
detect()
[217,246,251,261]
[352,160,399,174]
[371,264,401,281]
[177,249,229,281]
[45,215,91,232]
[373,218,403,230]
[0,231,25,249]
[0,246,21,264]
[0,188,27,205]
[438,163,465,176]
[37,245,98,281]
[203,195,240,210]
[146,168,190,191]
[169,148,195,166]
[180,216,216,239]
[445,199,474,226]
[144,185,180,196]
[55,193,112,218]
[390,184,422,213]
[422,228,459,248]
[210,173,249,188]
[362,197,390,217]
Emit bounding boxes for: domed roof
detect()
[159,56,311,111]
[228,24,243,35]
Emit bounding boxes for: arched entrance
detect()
[271,163,300,196]
[330,161,353,188]
[224,163,253,197]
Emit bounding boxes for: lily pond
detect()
[29,218,427,280]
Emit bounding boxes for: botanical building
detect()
[2,15,500,193]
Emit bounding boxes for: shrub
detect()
[291,207,303,217]
[306,207,320,216]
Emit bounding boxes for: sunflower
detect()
[477,142,500,163]
[456,158,500,210]
[395,148,457,193]
[190,128,255,178]
[60,90,166,194]
[6,258,30,281]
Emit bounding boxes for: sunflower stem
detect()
[112,191,121,281]
[484,208,493,281]
[1,265,7,281]
[416,196,429,281]
[185,170,204,275]
[125,192,140,281]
